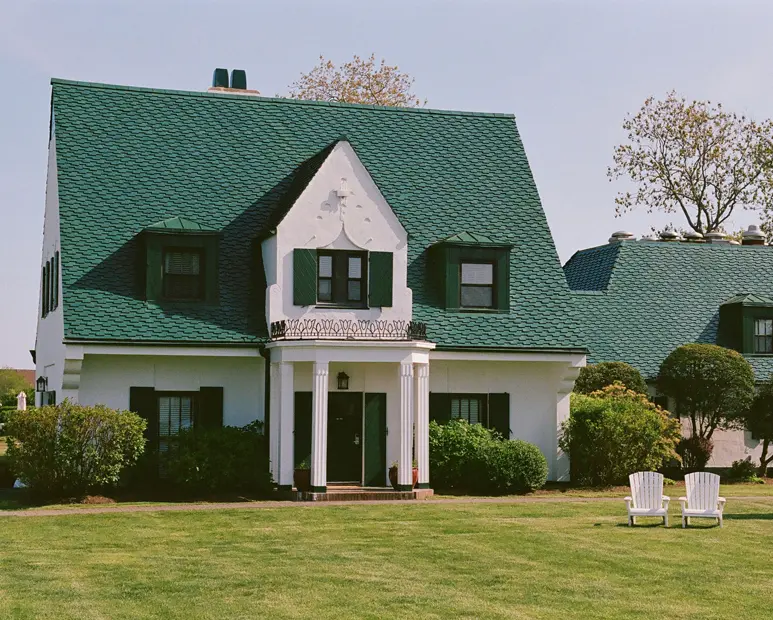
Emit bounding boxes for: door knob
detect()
[354,434,360,446]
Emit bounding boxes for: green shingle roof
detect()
[52,78,582,350]
[564,239,773,380]
[721,293,773,306]
[435,232,511,247]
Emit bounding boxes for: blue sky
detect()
[1,0,771,368]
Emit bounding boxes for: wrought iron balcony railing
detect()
[270,319,427,341]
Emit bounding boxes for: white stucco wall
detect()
[430,360,573,480]
[78,354,265,427]
[263,141,412,327]
[34,132,65,404]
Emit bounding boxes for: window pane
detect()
[159,396,193,437]
[348,256,362,279]
[461,263,493,285]
[318,255,333,278]
[318,278,332,301]
[461,285,493,308]
[451,399,461,419]
[165,251,200,275]
[165,275,201,299]
[348,280,361,301]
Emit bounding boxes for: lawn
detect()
[0,500,772,619]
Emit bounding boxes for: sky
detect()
[1,0,772,368]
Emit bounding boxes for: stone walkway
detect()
[1,495,769,517]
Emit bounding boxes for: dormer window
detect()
[461,262,495,309]
[754,319,773,353]
[316,251,366,306]
[431,232,513,313]
[163,249,204,300]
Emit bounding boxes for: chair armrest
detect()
[624,496,632,509]
[662,495,670,508]
[678,496,687,508]
[718,497,727,512]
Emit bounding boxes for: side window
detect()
[451,396,485,424]
[158,393,196,451]
[754,318,773,353]
[460,262,494,309]
[163,249,204,300]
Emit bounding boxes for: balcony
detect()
[270,319,428,342]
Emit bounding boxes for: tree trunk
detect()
[759,439,771,478]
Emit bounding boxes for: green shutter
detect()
[488,393,510,439]
[364,393,387,486]
[368,251,393,307]
[199,387,224,429]
[130,386,158,445]
[293,249,317,306]
[294,392,313,467]
[53,252,59,310]
[495,250,510,311]
[429,393,452,424]
[444,247,460,310]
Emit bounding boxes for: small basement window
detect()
[163,249,204,300]
[460,262,494,308]
[754,318,773,353]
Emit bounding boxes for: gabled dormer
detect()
[430,232,513,312]
[718,293,773,354]
[140,217,221,304]
[260,141,412,329]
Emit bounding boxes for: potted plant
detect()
[294,459,311,492]
[388,460,419,490]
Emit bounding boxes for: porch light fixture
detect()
[337,372,350,390]
[36,376,48,393]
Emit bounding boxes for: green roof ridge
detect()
[50,78,516,119]
[144,216,218,232]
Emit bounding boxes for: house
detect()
[564,228,773,467]
[34,70,586,493]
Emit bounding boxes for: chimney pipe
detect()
[609,231,635,243]
[705,231,729,245]
[742,225,765,246]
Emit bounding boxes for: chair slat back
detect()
[685,472,720,510]
[629,471,663,509]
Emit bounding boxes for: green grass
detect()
[1,500,772,619]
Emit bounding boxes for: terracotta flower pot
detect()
[389,466,419,490]
[294,468,311,492]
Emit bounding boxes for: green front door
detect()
[364,393,387,487]
[328,392,363,482]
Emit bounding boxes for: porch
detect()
[266,333,435,495]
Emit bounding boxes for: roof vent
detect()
[609,231,635,243]
[230,69,247,90]
[659,230,681,241]
[683,231,704,242]
[212,68,229,88]
[705,231,729,245]
[742,224,766,246]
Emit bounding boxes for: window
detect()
[755,319,773,353]
[158,394,196,451]
[163,249,204,300]
[460,262,494,308]
[451,396,484,424]
[316,251,367,306]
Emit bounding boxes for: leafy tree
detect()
[574,362,648,395]
[740,374,773,477]
[561,384,681,486]
[608,92,773,235]
[288,54,424,107]
[0,368,34,407]
[657,344,755,440]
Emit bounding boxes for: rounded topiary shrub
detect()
[482,439,548,493]
[560,384,682,486]
[164,421,273,496]
[429,419,547,494]
[5,400,146,499]
[573,362,648,395]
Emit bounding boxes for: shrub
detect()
[739,373,773,477]
[658,344,755,439]
[4,401,146,499]
[164,422,273,496]
[676,436,714,472]
[428,420,547,494]
[727,457,759,482]
[560,384,682,486]
[573,362,648,395]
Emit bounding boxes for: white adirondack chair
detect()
[625,471,670,526]
[679,472,726,528]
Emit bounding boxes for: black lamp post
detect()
[337,372,349,390]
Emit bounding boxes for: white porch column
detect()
[554,363,582,482]
[277,362,295,490]
[398,362,414,490]
[268,362,281,484]
[415,363,430,489]
[310,362,329,492]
